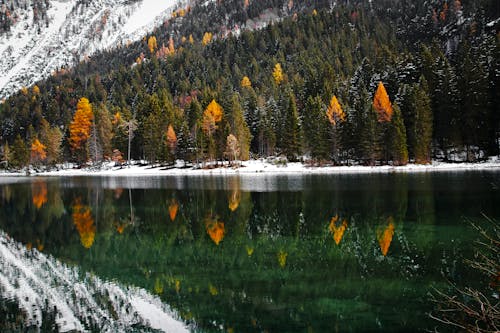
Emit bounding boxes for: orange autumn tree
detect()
[202,100,224,161]
[69,97,94,164]
[72,198,95,249]
[326,95,345,126]
[373,82,393,122]
[241,76,252,88]
[30,138,47,165]
[166,124,177,161]
[148,36,157,53]
[328,215,348,245]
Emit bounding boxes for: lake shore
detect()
[0,157,499,177]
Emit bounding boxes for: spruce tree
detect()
[390,103,408,166]
[10,134,29,169]
[281,91,301,161]
[413,77,433,164]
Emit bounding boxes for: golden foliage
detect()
[202,99,224,136]
[32,180,48,209]
[277,250,288,268]
[246,245,254,256]
[30,138,47,162]
[328,215,348,245]
[69,97,94,152]
[377,217,395,256]
[205,215,225,245]
[202,32,213,46]
[373,81,393,122]
[168,198,179,221]
[241,76,252,88]
[326,95,345,126]
[72,198,95,249]
[189,34,194,44]
[312,9,318,16]
[148,36,157,53]
[166,124,177,153]
[272,63,284,84]
[32,85,40,95]
[168,36,175,54]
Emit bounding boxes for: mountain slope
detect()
[0,0,177,99]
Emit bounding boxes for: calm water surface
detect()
[0,171,499,332]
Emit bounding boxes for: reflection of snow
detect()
[0,231,189,332]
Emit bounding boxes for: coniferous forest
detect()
[0,0,498,169]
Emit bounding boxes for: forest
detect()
[0,0,498,169]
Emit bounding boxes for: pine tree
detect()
[302,95,329,161]
[10,134,29,169]
[227,94,252,160]
[281,91,301,161]
[389,103,408,165]
[413,77,433,164]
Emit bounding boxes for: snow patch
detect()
[0,230,189,332]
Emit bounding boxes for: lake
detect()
[0,171,499,332]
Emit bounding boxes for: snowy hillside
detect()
[0,230,189,332]
[0,0,178,100]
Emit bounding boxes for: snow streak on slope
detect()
[0,0,177,100]
[0,231,189,332]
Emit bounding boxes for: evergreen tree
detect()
[227,94,252,160]
[413,77,433,164]
[303,95,329,161]
[281,91,301,161]
[389,103,408,165]
[10,134,29,169]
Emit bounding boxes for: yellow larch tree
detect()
[202,99,223,136]
[241,76,252,88]
[202,32,213,46]
[326,95,345,126]
[373,81,393,122]
[272,63,284,84]
[166,124,177,155]
[205,214,225,245]
[148,35,157,53]
[30,138,47,164]
[69,97,94,162]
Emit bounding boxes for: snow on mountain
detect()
[0,230,190,332]
[0,0,178,100]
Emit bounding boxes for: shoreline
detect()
[0,159,499,177]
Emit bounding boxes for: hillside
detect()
[0,0,178,99]
[0,0,498,170]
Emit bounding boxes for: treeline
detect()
[0,0,498,169]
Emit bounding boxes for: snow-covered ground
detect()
[0,0,178,99]
[0,230,189,332]
[1,158,498,177]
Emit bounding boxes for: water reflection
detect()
[377,216,395,256]
[205,213,225,245]
[72,197,95,249]
[329,215,348,245]
[0,172,498,332]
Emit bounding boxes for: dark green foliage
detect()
[390,104,409,166]
[412,77,433,164]
[10,134,29,170]
[281,91,301,161]
[303,95,329,161]
[0,0,497,166]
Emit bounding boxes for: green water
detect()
[0,171,499,332]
